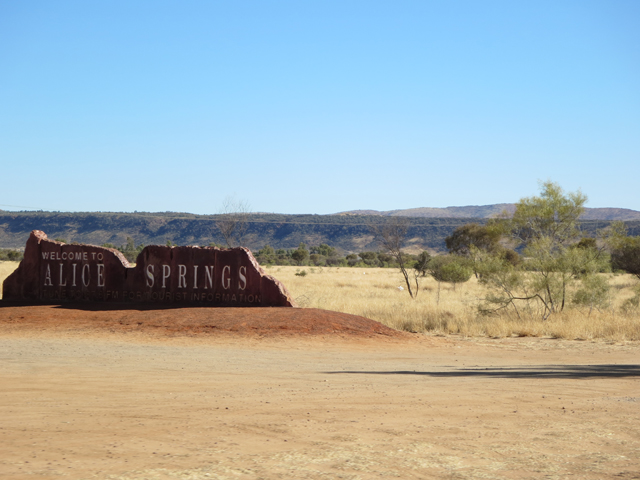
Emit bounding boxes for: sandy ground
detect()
[0,308,639,479]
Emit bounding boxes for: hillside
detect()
[338,205,640,221]
[0,211,476,253]
[2,210,638,254]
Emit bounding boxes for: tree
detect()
[426,255,473,303]
[445,223,503,277]
[309,253,326,266]
[610,235,640,279]
[311,244,337,258]
[377,252,394,265]
[445,223,501,256]
[255,245,276,265]
[478,181,609,320]
[509,181,586,245]
[358,251,379,267]
[500,248,522,267]
[414,251,431,276]
[428,256,472,287]
[510,181,587,313]
[291,243,309,265]
[369,217,421,298]
[216,195,251,247]
[118,237,145,263]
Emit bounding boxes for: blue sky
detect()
[1,1,638,214]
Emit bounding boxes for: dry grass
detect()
[0,261,19,299]
[3,261,639,340]
[267,265,640,342]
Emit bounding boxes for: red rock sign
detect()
[2,231,296,307]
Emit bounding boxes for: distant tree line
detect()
[102,237,145,263]
[0,249,23,261]
[252,242,434,270]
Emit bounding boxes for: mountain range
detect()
[1,206,639,253]
[337,205,640,221]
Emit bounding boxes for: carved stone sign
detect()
[2,231,296,307]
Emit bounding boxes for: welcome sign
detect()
[2,231,296,307]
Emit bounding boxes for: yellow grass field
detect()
[265,265,640,342]
[0,262,19,294]
[2,261,640,341]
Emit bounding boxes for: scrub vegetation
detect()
[267,182,640,341]
[268,265,640,341]
[0,249,23,261]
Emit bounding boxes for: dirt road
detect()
[0,309,639,479]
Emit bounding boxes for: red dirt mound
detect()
[0,304,405,338]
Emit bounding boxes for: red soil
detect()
[0,304,404,338]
